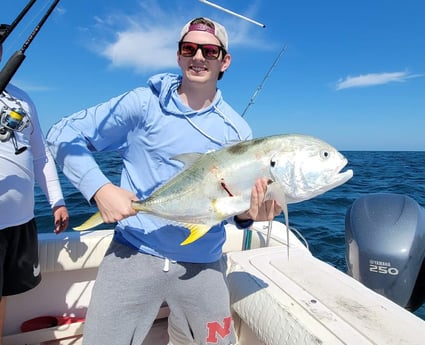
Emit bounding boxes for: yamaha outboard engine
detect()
[345,193,425,311]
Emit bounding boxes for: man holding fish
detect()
[47,17,281,345]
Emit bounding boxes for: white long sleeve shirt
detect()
[0,84,65,229]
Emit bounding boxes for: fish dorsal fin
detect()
[170,153,203,169]
[223,139,241,147]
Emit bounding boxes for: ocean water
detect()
[34,150,425,320]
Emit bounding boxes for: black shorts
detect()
[0,218,41,297]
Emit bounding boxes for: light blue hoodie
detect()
[47,73,252,262]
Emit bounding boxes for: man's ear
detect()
[221,53,231,72]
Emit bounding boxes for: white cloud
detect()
[55,6,66,16]
[336,71,424,90]
[101,28,179,73]
[85,1,266,73]
[13,80,51,92]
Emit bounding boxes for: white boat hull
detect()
[3,222,425,345]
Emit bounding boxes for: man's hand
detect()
[52,205,69,234]
[93,183,138,223]
[237,178,282,221]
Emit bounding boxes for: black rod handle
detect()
[0,51,26,94]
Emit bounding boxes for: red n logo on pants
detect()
[206,316,233,343]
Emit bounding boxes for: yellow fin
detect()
[180,224,211,245]
[73,212,104,231]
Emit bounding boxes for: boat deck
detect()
[3,222,286,345]
[4,222,425,345]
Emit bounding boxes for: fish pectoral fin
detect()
[180,224,211,246]
[264,182,287,206]
[73,212,104,231]
[264,183,290,258]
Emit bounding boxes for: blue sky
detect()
[2,0,424,151]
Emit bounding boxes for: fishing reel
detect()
[0,104,29,154]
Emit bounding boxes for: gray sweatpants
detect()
[82,240,237,345]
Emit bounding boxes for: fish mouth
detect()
[336,169,353,184]
[332,158,353,186]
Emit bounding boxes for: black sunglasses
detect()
[178,41,226,60]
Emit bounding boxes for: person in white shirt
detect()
[0,23,69,344]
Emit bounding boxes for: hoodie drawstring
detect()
[182,105,243,146]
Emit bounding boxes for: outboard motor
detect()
[345,193,425,311]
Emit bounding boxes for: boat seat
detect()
[38,230,114,273]
[3,222,292,344]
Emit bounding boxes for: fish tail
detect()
[73,212,104,231]
[180,224,211,245]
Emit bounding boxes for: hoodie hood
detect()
[147,73,222,117]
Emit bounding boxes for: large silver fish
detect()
[74,134,353,245]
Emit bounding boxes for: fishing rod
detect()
[0,0,60,154]
[241,44,287,118]
[0,0,37,45]
[241,45,287,251]
[0,0,60,94]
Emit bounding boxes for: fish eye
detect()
[320,150,330,159]
[270,159,276,167]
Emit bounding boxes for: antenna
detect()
[241,44,287,118]
[199,0,265,28]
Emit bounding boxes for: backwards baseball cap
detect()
[180,17,228,51]
[0,24,11,44]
